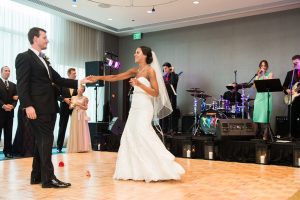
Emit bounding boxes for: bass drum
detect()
[199,110,227,135]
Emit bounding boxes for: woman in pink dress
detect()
[67,86,91,153]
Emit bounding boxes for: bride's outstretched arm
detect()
[88,68,136,82]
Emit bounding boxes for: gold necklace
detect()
[138,66,147,73]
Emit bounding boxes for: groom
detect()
[15,27,88,188]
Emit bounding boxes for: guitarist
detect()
[161,62,179,134]
[283,55,300,139]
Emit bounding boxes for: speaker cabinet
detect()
[85,61,104,87]
[88,122,109,150]
[216,119,255,140]
[181,115,194,133]
[276,116,289,137]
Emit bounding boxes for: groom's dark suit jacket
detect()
[15,49,78,183]
[16,49,77,114]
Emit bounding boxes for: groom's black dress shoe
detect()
[4,153,13,158]
[42,179,69,188]
[30,177,41,184]
[54,178,71,187]
[56,149,62,153]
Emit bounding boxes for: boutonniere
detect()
[43,55,52,67]
[43,55,50,62]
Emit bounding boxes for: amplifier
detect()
[181,115,195,133]
[276,116,289,137]
[216,119,255,140]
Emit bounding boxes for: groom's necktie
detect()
[4,80,9,90]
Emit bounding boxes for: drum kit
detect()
[186,83,253,136]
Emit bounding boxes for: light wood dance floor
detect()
[1,151,300,200]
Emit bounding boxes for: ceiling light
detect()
[107,18,112,21]
[193,1,200,4]
[72,0,77,7]
[147,6,155,14]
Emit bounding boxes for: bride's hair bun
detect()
[139,46,153,64]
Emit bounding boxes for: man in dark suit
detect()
[161,62,179,134]
[15,27,88,188]
[0,66,17,158]
[56,68,77,153]
[283,55,300,139]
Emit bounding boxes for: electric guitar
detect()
[284,82,300,105]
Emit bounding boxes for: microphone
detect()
[255,70,264,76]
[128,86,133,96]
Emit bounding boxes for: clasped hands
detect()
[84,76,141,87]
[2,104,14,112]
[85,75,97,83]
[26,77,93,120]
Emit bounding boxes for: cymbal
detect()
[236,83,253,89]
[190,93,212,98]
[186,88,204,93]
[226,83,253,90]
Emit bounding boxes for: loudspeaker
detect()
[181,115,194,133]
[85,61,104,87]
[216,119,255,140]
[88,122,109,150]
[276,116,289,137]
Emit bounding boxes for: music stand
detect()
[254,79,283,142]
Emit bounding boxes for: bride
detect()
[89,46,185,182]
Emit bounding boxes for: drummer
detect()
[223,82,242,105]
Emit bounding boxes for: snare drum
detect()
[199,110,227,135]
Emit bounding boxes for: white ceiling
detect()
[13,0,300,36]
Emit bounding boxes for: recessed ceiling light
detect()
[72,0,77,7]
[107,18,113,21]
[147,6,155,14]
[193,1,200,4]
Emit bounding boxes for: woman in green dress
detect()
[253,60,274,140]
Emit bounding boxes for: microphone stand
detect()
[234,70,238,118]
[94,86,98,122]
[245,73,257,119]
[247,74,257,86]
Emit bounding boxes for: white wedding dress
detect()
[113,77,185,182]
